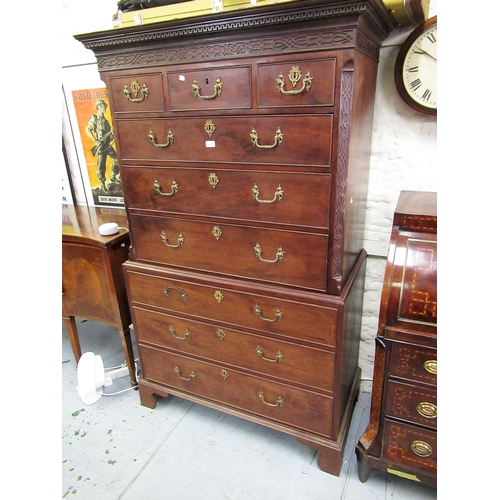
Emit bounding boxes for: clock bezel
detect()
[394,16,437,116]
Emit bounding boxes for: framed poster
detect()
[62,64,124,207]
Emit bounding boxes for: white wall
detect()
[61,0,438,386]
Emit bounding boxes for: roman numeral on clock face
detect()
[410,78,422,90]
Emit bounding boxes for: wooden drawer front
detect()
[108,73,166,113]
[382,421,437,474]
[257,58,335,108]
[122,167,330,229]
[167,65,252,111]
[389,343,437,386]
[132,307,335,392]
[385,380,437,430]
[125,268,338,346]
[116,115,332,167]
[129,214,328,290]
[140,345,334,437]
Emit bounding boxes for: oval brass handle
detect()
[276,69,313,95]
[256,345,283,363]
[192,76,223,100]
[169,325,191,340]
[258,390,284,407]
[254,303,283,322]
[254,243,284,263]
[423,359,437,375]
[149,128,174,147]
[410,440,433,458]
[154,178,178,197]
[161,230,184,248]
[416,401,437,419]
[252,183,284,204]
[174,365,196,381]
[123,80,149,102]
[250,127,283,149]
[164,286,187,301]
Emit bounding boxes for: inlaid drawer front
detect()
[115,115,332,167]
[132,307,336,392]
[124,268,338,346]
[382,421,437,474]
[385,380,437,429]
[129,214,328,290]
[257,58,336,108]
[389,342,437,386]
[140,345,334,437]
[108,73,166,113]
[122,167,331,229]
[167,65,252,111]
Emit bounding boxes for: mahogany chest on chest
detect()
[76,0,395,475]
[356,190,437,486]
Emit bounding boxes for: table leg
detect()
[63,315,82,363]
[119,327,137,386]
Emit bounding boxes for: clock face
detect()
[395,17,437,115]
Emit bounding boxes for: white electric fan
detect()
[76,352,134,405]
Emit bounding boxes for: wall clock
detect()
[394,16,437,116]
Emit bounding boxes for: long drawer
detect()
[129,213,328,290]
[124,265,339,346]
[382,420,437,475]
[122,166,331,229]
[384,380,437,430]
[140,344,334,437]
[115,115,333,167]
[132,306,335,392]
[389,342,437,386]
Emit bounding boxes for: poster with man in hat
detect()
[72,88,124,206]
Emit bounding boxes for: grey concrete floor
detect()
[62,318,437,499]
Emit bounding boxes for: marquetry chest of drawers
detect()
[356,191,437,487]
[76,0,395,476]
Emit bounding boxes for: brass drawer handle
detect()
[148,128,174,148]
[250,127,283,149]
[410,440,433,458]
[252,183,284,204]
[258,390,284,407]
[254,243,284,263]
[192,76,223,100]
[161,230,184,248]
[164,286,187,301]
[169,325,191,340]
[174,365,196,381]
[256,345,283,363]
[423,359,437,375]
[154,178,178,197]
[123,80,149,102]
[416,401,437,419]
[254,303,283,322]
[276,67,313,95]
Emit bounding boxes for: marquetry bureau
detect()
[356,191,437,487]
[76,0,395,475]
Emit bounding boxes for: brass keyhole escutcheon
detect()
[212,226,222,241]
[205,120,216,138]
[208,172,219,189]
[214,290,224,303]
[220,369,229,380]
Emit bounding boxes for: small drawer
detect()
[257,58,336,108]
[132,307,336,392]
[122,166,331,229]
[140,345,334,437]
[115,115,332,167]
[382,420,437,474]
[129,213,328,291]
[124,265,339,346]
[108,73,166,113]
[385,380,437,429]
[167,65,252,112]
[389,342,437,386]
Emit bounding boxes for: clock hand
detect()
[416,46,437,62]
